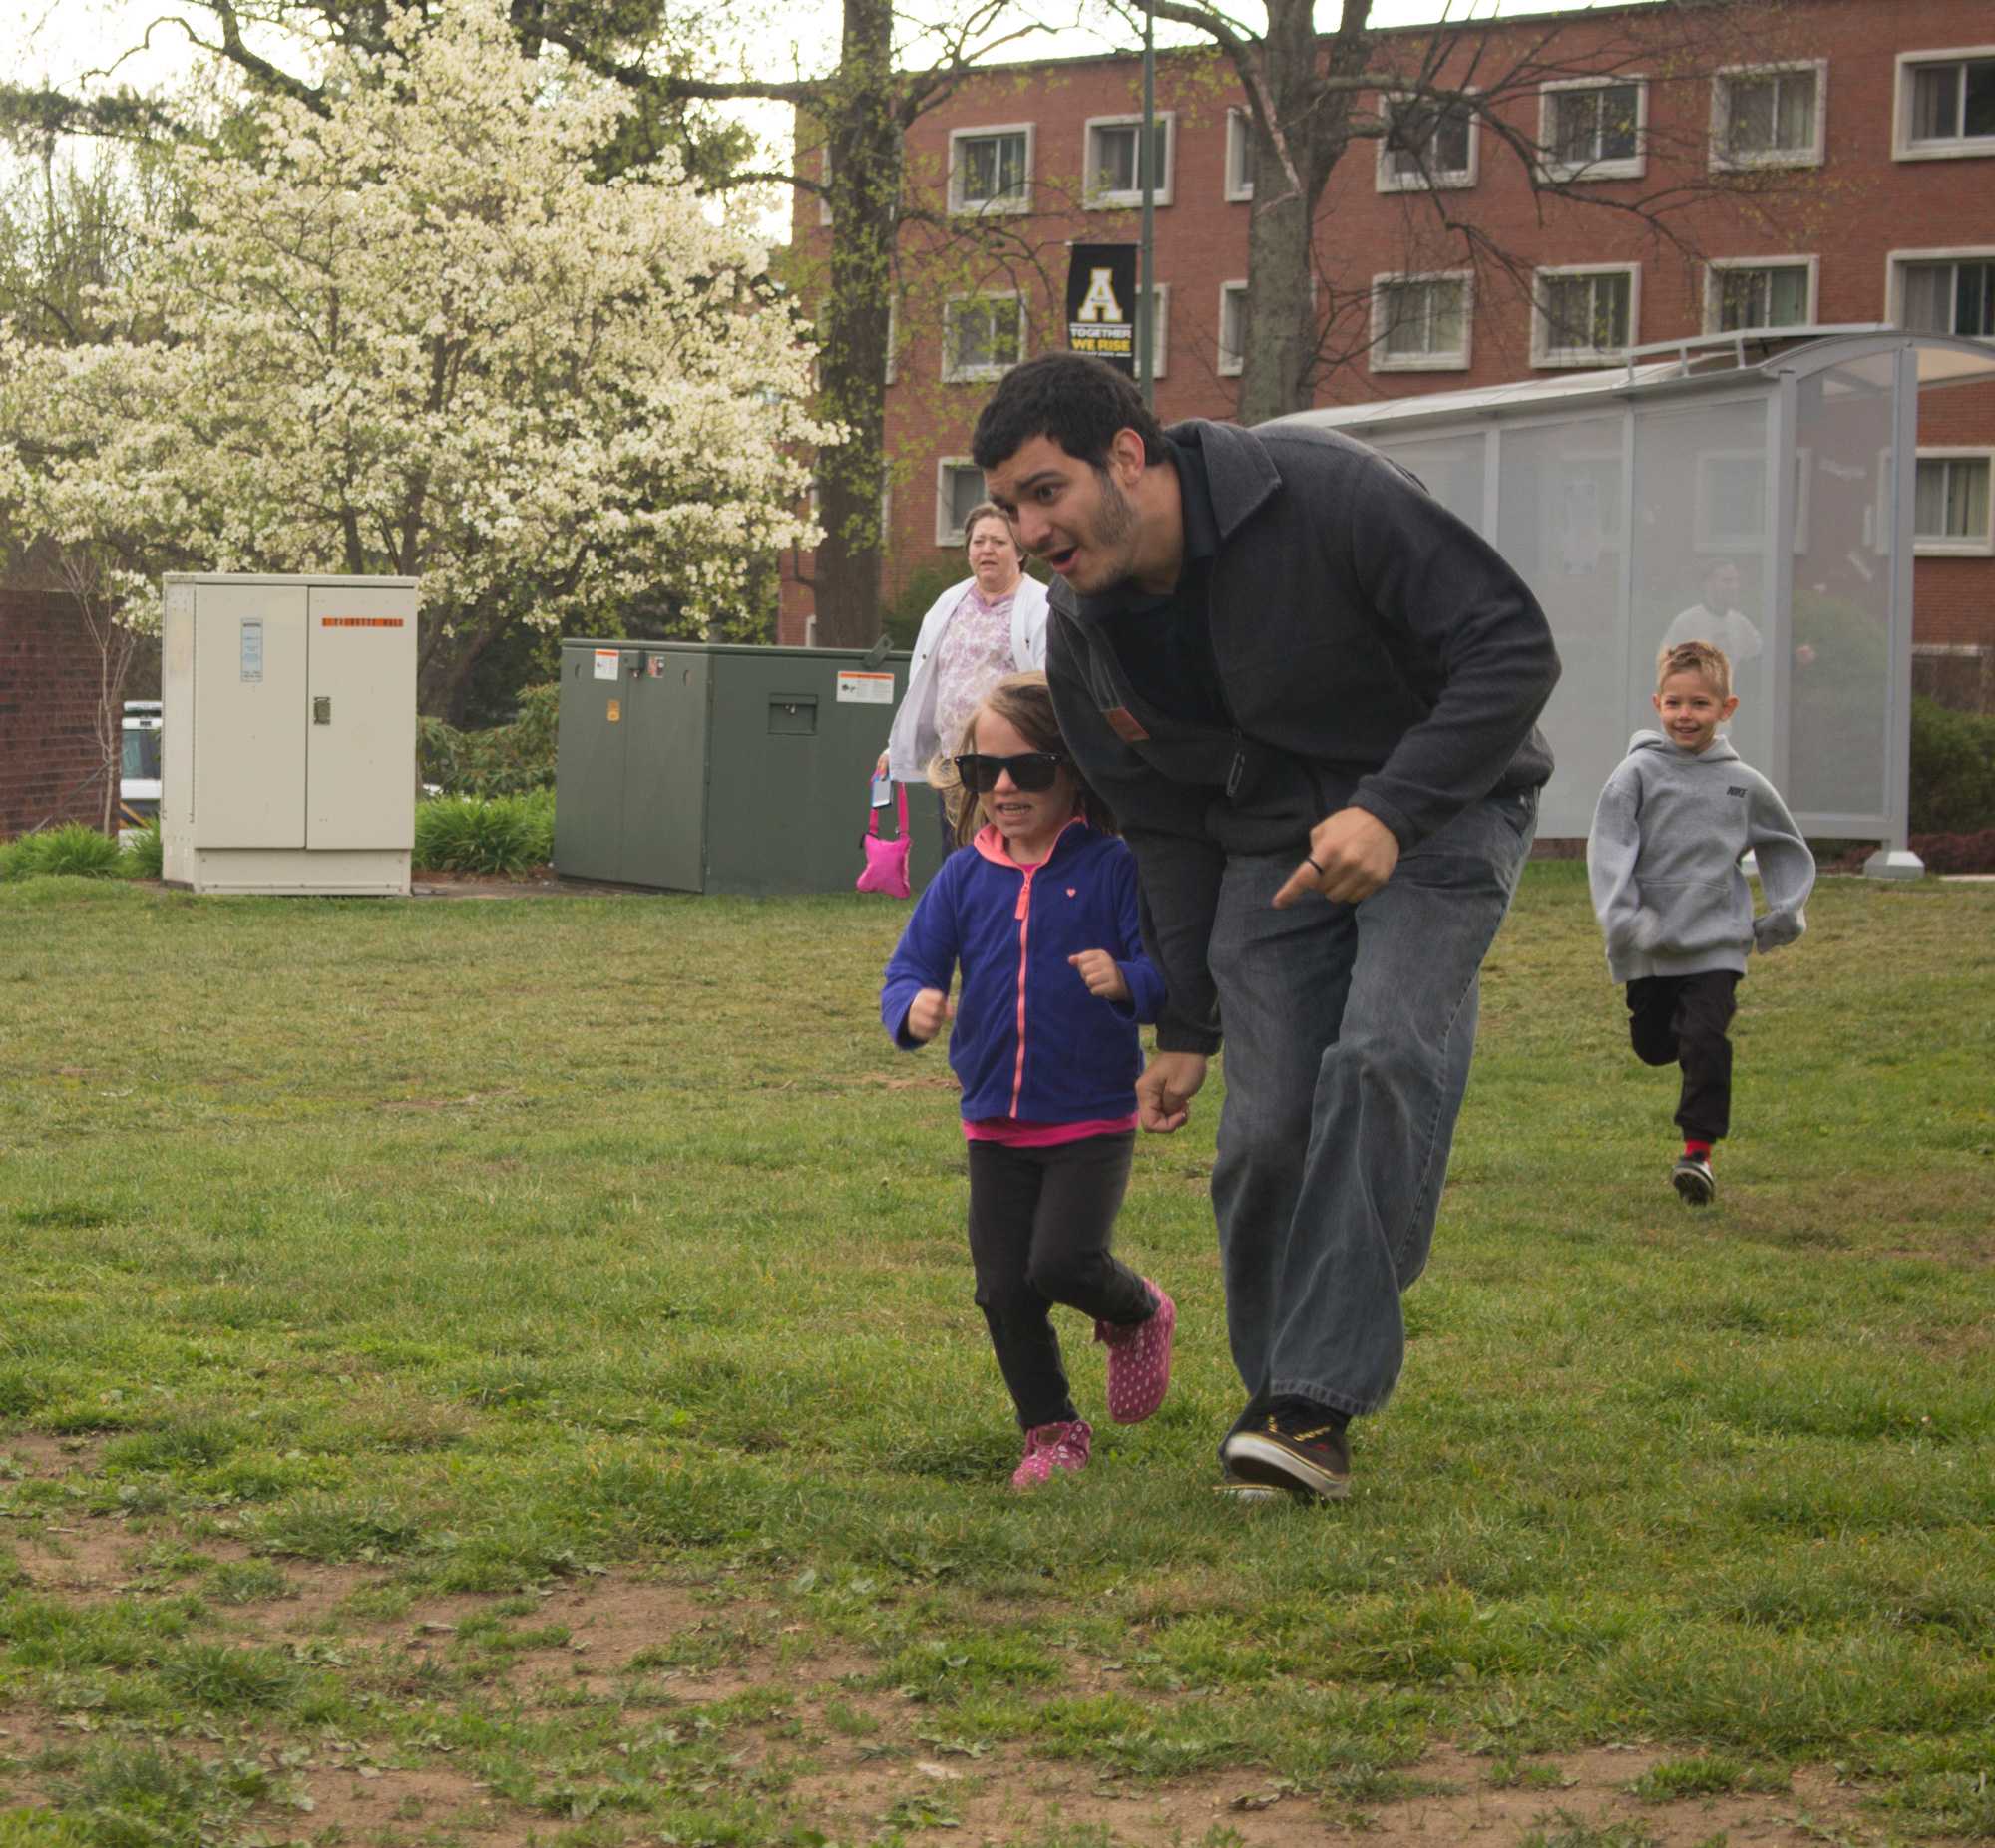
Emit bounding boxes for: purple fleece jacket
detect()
[880,819,1164,1123]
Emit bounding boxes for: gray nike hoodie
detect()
[1586,730,1814,984]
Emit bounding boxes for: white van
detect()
[119,700,162,840]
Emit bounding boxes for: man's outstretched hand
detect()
[1273,807,1400,908]
[1137,1051,1208,1133]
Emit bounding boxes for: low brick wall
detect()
[0,588,115,838]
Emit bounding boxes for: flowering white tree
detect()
[0,0,834,715]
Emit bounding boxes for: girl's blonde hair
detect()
[927,670,1116,848]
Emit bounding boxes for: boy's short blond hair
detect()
[1656,638,1733,699]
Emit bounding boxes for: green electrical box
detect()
[553,639,922,896]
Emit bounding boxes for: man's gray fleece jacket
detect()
[1586,730,1814,984]
[1044,418,1560,1054]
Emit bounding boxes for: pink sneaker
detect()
[1097,1282,1176,1425]
[1010,1418,1092,1490]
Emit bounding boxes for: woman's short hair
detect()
[962,502,1017,552]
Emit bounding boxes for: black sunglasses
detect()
[953,751,1069,793]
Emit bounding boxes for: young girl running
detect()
[880,671,1178,1490]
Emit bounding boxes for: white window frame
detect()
[1538,76,1648,182]
[1375,92,1479,192]
[1703,254,1819,333]
[1531,263,1639,367]
[948,122,1035,215]
[1083,111,1175,209]
[1912,447,1995,556]
[1217,280,1249,377]
[1710,61,1827,171]
[1370,270,1473,371]
[1892,47,1995,162]
[818,145,833,226]
[1135,281,1171,380]
[941,291,1026,384]
[884,296,898,386]
[1224,107,1255,201]
[935,458,989,547]
[1885,246,1995,339]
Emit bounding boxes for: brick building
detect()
[781,0,1994,703]
[0,588,118,838]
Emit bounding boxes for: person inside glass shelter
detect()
[1659,559,1815,730]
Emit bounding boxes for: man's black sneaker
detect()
[1672,1152,1716,1206]
[1219,1402,1351,1500]
[1211,1469,1284,1505]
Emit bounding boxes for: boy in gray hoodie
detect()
[1587,640,1814,1206]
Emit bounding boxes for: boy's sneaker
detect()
[1672,1152,1716,1206]
[1096,1282,1175,1424]
[1219,1400,1351,1501]
[1010,1418,1091,1491]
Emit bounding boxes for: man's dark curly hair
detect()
[970,354,1168,474]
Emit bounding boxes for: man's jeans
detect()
[1206,790,1537,1425]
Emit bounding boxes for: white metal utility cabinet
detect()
[160,573,419,895]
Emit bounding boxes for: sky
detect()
[7,0,1632,91]
[4,0,1636,220]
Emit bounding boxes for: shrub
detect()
[121,819,164,879]
[0,824,130,881]
[418,682,559,797]
[1909,696,1995,835]
[413,791,555,876]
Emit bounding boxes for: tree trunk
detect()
[1237,181,1317,428]
[1233,0,1369,426]
[807,0,901,650]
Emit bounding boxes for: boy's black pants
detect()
[1624,970,1741,1144]
[966,1132,1152,1430]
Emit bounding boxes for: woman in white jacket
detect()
[877,503,1050,864]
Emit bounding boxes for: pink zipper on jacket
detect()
[972,819,1085,1121]
[1009,862,1039,1117]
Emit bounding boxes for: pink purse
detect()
[856,782,912,898]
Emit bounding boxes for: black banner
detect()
[1065,243,1138,375]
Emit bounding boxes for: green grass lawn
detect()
[1,865,1991,1847]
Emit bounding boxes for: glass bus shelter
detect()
[1283,331,1995,875]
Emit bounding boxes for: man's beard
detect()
[1084,464,1137,572]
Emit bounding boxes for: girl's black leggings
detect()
[966,1131,1152,1429]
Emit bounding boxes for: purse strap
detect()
[867,782,909,841]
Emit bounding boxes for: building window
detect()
[942,294,1025,382]
[1913,451,1993,554]
[1532,265,1637,366]
[948,124,1033,214]
[936,460,988,546]
[1218,281,1248,376]
[1706,257,1816,332]
[1540,78,1646,180]
[1693,450,1768,555]
[1894,49,1995,160]
[1084,113,1174,208]
[1224,108,1256,200]
[1712,62,1824,169]
[1377,93,1477,190]
[1891,251,1995,336]
[1371,272,1471,370]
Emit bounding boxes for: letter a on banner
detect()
[1065,243,1137,375]
[1075,269,1124,323]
